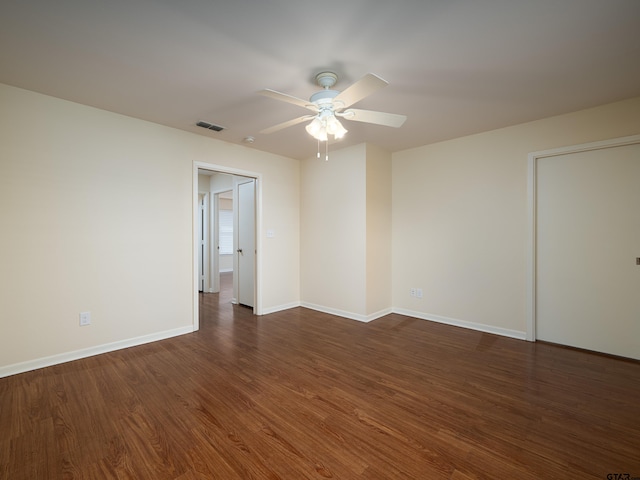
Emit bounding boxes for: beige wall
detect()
[300,143,393,320]
[365,145,392,316]
[300,144,367,317]
[0,83,300,373]
[2,80,638,373]
[392,96,640,336]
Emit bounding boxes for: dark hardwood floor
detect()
[1,272,639,479]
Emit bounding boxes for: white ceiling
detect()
[1,0,639,160]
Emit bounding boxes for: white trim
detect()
[261,301,302,315]
[300,302,392,323]
[526,134,640,342]
[211,193,220,294]
[528,134,640,161]
[0,326,194,378]
[201,193,210,292]
[393,308,527,340]
[367,308,394,322]
[526,149,537,342]
[193,167,201,330]
[194,161,263,331]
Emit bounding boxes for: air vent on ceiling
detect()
[196,121,225,132]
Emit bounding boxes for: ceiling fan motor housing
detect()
[310,89,340,105]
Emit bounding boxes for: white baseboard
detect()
[0,326,194,379]
[261,301,301,315]
[1,307,527,378]
[300,302,392,323]
[365,307,394,322]
[392,308,527,340]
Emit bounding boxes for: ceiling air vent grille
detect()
[196,121,225,132]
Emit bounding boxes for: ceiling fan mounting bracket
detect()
[315,72,338,89]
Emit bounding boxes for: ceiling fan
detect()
[258,72,407,143]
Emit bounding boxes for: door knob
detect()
[237,248,243,254]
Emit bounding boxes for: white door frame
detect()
[199,193,210,292]
[211,192,220,294]
[193,161,262,331]
[526,134,640,342]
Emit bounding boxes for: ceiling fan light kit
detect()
[305,109,348,141]
[258,71,407,160]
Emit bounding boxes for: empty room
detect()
[1,1,639,479]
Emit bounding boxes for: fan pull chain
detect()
[315,139,330,161]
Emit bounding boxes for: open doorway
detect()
[193,162,261,330]
[198,170,234,294]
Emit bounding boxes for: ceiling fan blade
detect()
[259,115,314,135]
[258,89,317,111]
[333,73,389,108]
[341,109,407,128]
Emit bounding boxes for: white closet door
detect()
[536,142,640,360]
[237,180,255,308]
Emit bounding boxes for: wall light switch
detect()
[79,311,91,326]
[266,229,275,238]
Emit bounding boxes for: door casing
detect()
[193,162,262,330]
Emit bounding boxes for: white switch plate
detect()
[79,311,91,326]
[266,229,275,238]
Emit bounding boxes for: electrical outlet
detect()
[410,288,416,297]
[79,311,91,326]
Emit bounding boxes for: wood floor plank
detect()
[1,273,639,479]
